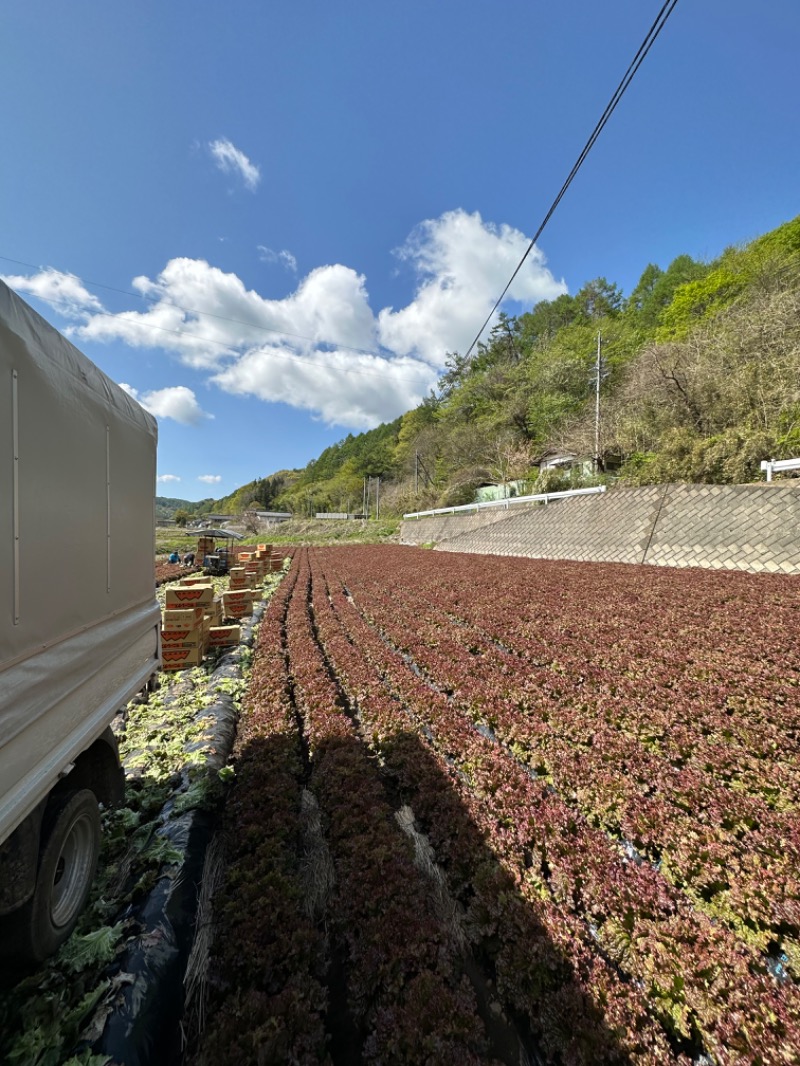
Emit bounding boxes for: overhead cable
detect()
[464,0,681,361]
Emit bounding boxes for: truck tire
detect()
[9,789,102,964]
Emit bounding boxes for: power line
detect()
[464,0,681,361]
[2,1,680,386]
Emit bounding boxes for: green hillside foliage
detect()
[205,215,800,518]
[273,418,404,516]
[155,496,214,521]
[156,475,293,521]
[211,473,291,515]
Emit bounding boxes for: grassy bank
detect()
[156,518,400,555]
[262,517,400,545]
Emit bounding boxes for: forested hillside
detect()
[155,496,212,522]
[207,215,800,518]
[156,475,292,521]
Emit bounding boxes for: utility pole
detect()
[375,477,380,520]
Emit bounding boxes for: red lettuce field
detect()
[194,545,800,1065]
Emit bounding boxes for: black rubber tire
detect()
[7,789,102,964]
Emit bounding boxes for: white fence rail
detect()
[403,485,606,520]
[761,458,800,482]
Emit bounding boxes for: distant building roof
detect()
[539,452,582,469]
[194,528,244,539]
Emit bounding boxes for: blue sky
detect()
[2,1,798,501]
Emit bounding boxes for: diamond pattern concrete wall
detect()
[400,484,800,574]
[400,507,515,546]
[644,484,800,573]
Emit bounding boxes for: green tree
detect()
[174,509,189,527]
[574,277,622,320]
[517,293,578,349]
[625,263,664,322]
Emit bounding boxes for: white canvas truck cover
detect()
[0,280,160,843]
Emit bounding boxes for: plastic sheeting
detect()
[90,603,265,1065]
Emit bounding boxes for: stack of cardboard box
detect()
[244,561,262,586]
[197,536,215,564]
[250,544,278,572]
[228,566,250,590]
[159,535,295,672]
[161,583,215,670]
[221,588,254,618]
[161,569,257,669]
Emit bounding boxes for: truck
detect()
[0,279,161,963]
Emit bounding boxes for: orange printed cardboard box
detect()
[221,590,253,618]
[208,624,241,647]
[161,627,205,649]
[165,585,214,608]
[229,568,251,588]
[162,607,205,631]
[180,574,211,586]
[222,589,253,605]
[162,646,205,670]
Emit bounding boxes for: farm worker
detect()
[183,551,196,567]
[168,551,180,564]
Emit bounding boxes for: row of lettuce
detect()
[194,545,800,1063]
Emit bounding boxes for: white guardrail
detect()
[403,485,606,520]
[761,458,800,482]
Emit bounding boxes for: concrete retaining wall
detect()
[400,483,800,574]
[399,507,514,546]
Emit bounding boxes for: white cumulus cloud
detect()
[119,383,212,425]
[377,210,565,364]
[213,345,437,431]
[75,258,379,372]
[209,137,261,191]
[1,268,102,318]
[198,474,222,484]
[157,474,182,483]
[11,209,566,430]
